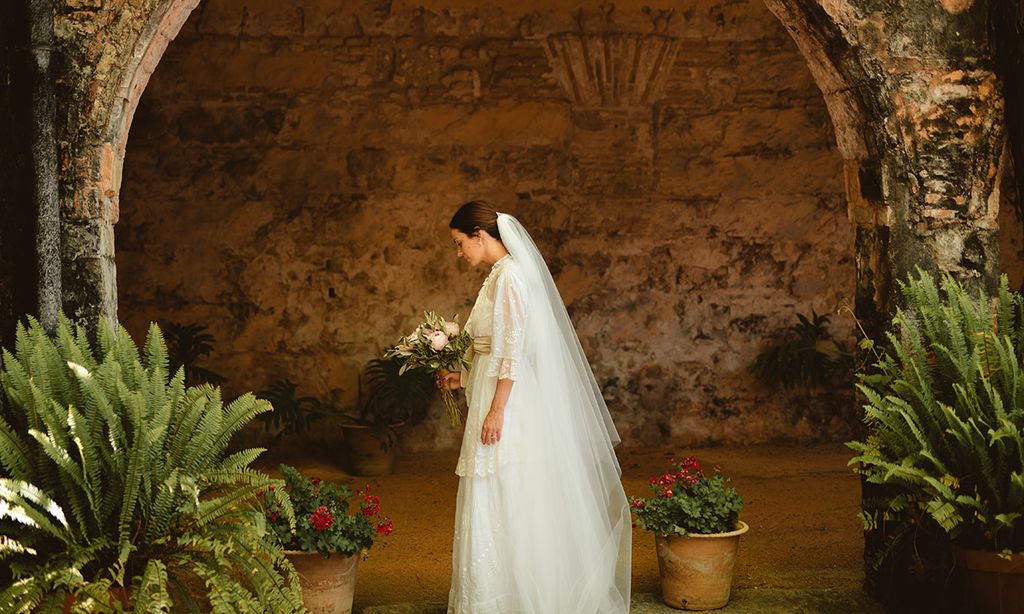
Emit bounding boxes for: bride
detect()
[439,201,631,613]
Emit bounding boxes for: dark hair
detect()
[449,200,501,241]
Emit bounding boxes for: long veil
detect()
[495,212,631,612]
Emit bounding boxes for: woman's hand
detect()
[482,379,513,445]
[481,407,504,446]
[436,369,461,391]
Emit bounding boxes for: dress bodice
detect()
[455,254,527,478]
[464,254,525,382]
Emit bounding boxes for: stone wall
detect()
[116,0,863,450]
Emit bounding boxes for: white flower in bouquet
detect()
[428,330,449,351]
[443,321,460,337]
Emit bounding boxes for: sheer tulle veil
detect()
[495,212,631,612]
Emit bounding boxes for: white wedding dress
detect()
[448,215,631,613]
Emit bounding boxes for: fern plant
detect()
[849,270,1024,555]
[0,316,306,612]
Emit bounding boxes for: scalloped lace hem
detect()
[454,451,520,477]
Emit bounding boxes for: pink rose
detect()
[443,321,460,337]
[428,330,449,351]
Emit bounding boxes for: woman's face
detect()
[451,228,484,267]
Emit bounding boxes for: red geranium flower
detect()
[361,495,381,517]
[310,505,333,532]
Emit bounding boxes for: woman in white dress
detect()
[439,201,631,613]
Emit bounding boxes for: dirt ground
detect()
[258,442,866,610]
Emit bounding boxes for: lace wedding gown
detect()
[448,252,631,613]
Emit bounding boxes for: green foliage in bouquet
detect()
[262,465,391,558]
[849,270,1024,555]
[0,316,304,612]
[630,456,743,537]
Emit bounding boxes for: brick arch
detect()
[60,0,201,329]
[101,0,201,224]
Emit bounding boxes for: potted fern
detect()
[849,270,1024,613]
[0,316,303,611]
[339,357,434,476]
[261,465,392,614]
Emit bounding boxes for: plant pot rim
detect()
[339,421,405,429]
[660,520,750,540]
[284,549,359,558]
[953,544,1024,569]
[953,544,1023,556]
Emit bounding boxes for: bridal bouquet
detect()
[385,311,472,426]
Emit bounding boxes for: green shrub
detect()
[0,316,305,612]
[751,310,852,390]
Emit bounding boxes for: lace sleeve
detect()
[485,266,527,380]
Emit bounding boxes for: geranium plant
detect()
[261,464,393,558]
[630,456,743,536]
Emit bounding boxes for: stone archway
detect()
[61,0,1006,345]
[51,0,1008,607]
[57,0,200,331]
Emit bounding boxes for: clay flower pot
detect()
[654,521,749,610]
[340,423,399,476]
[955,547,1024,614]
[286,550,359,614]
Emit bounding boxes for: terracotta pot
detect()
[955,546,1024,614]
[286,551,359,614]
[654,521,749,611]
[340,424,398,476]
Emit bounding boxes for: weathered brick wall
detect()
[112,0,865,449]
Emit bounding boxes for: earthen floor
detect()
[259,443,873,612]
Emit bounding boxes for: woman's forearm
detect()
[490,378,514,413]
